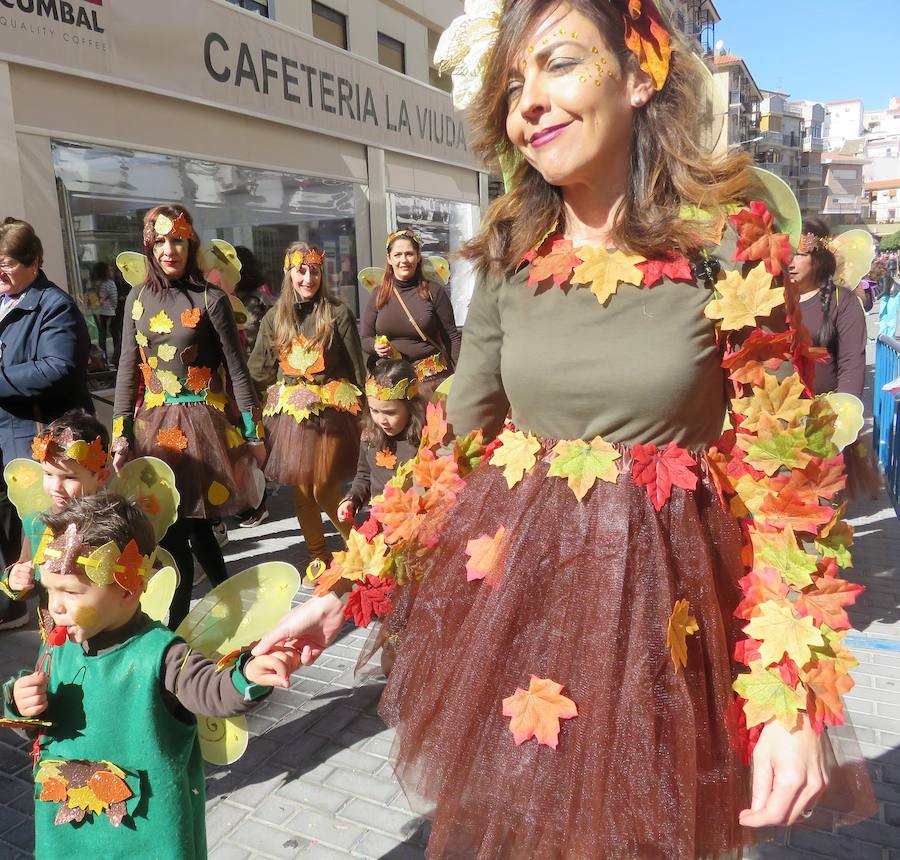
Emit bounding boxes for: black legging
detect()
[161,518,229,630]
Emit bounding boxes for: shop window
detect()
[388,192,480,324]
[428,29,452,94]
[378,33,406,74]
[224,0,270,17]
[51,141,367,318]
[312,2,348,51]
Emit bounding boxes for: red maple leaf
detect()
[357,514,381,541]
[729,200,793,276]
[630,441,698,511]
[775,656,800,688]
[721,329,793,388]
[343,576,396,627]
[758,486,833,533]
[795,568,863,631]
[372,485,425,545]
[636,251,693,287]
[733,636,762,666]
[527,238,582,287]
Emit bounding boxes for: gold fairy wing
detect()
[175,562,300,765]
[229,294,248,327]
[116,252,149,289]
[357,267,384,292]
[139,565,179,623]
[831,229,876,290]
[824,393,865,450]
[749,167,802,246]
[199,239,242,293]
[423,256,451,286]
[3,459,52,519]
[109,457,180,542]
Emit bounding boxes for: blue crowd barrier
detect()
[874,334,900,506]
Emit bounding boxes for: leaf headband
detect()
[433,0,672,111]
[284,248,327,271]
[365,376,420,401]
[32,430,108,476]
[143,212,194,247]
[386,229,420,250]
[797,233,836,255]
[36,523,156,596]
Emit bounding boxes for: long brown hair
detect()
[375,232,431,309]
[272,241,340,355]
[462,0,754,275]
[801,217,839,355]
[140,204,204,293]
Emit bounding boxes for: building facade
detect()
[865,178,900,231]
[786,99,826,221]
[821,151,868,227]
[756,91,802,200]
[0,0,484,322]
[710,53,761,156]
[823,99,864,150]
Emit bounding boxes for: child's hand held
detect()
[14,670,49,716]
[244,651,302,688]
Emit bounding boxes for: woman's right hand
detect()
[337,500,355,522]
[251,592,346,665]
[374,341,394,358]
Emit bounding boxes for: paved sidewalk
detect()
[0,364,898,859]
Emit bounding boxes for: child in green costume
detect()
[3,493,300,859]
[1,410,111,605]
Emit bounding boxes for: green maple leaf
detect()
[803,400,839,458]
[737,413,813,476]
[751,525,818,588]
[547,438,621,501]
[815,529,853,569]
[733,664,806,729]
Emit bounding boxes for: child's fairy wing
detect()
[109,457,180,542]
[139,565,179,623]
[174,562,301,765]
[116,252,148,288]
[357,267,384,292]
[199,239,242,293]
[831,229,876,290]
[423,256,451,286]
[2,459,51,519]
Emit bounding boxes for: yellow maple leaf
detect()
[334,530,390,583]
[144,389,166,409]
[731,372,811,431]
[131,299,144,321]
[704,262,785,331]
[66,785,106,815]
[571,246,644,305]
[666,598,700,672]
[489,429,542,488]
[744,599,825,667]
[206,390,228,412]
[733,664,806,730]
[732,474,770,517]
[157,343,177,362]
[547,437,620,500]
[135,330,148,348]
[149,310,174,334]
[156,370,182,397]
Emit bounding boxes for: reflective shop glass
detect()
[51,141,367,316]
[388,192,479,325]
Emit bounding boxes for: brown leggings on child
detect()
[293,483,353,562]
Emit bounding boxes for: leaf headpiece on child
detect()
[365,375,420,401]
[31,429,108,475]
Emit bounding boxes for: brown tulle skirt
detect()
[379,457,754,859]
[264,409,360,487]
[134,402,262,519]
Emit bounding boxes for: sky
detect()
[712,0,898,109]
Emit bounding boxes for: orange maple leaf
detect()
[729,201,793,277]
[721,330,793,388]
[421,401,449,448]
[804,659,853,730]
[181,307,201,328]
[313,559,346,596]
[89,770,132,805]
[736,567,790,620]
[186,365,213,394]
[411,449,464,498]
[666,598,700,672]
[802,456,847,501]
[31,435,51,462]
[114,539,146,595]
[39,777,67,803]
[758,485,833,533]
[527,238,581,287]
[465,526,509,586]
[80,438,108,473]
[795,570,863,631]
[371,485,424,545]
[375,449,397,469]
[156,426,188,453]
[502,675,578,749]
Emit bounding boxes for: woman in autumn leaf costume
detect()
[255,2,873,857]
[248,241,366,565]
[112,204,264,628]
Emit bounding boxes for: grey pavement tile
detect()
[222,764,290,809]
[324,768,399,805]
[249,794,303,826]
[209,842,252,860]
[352,830,426,860]
[276,776,352,814]
[205,799,251,844]
[285,805,366,851]
[787,828,885,860]
[231,818,320,859]
[337,798,426,843]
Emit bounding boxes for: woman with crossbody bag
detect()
[361,229,461,400]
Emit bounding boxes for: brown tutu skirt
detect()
[379,457,754,859]
[134,402,262,519]
[264,409,360,487]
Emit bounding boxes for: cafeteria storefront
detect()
[0,0,484,320]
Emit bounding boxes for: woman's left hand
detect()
[739,714,828,828]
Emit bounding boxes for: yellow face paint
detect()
[73,605,99,630]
